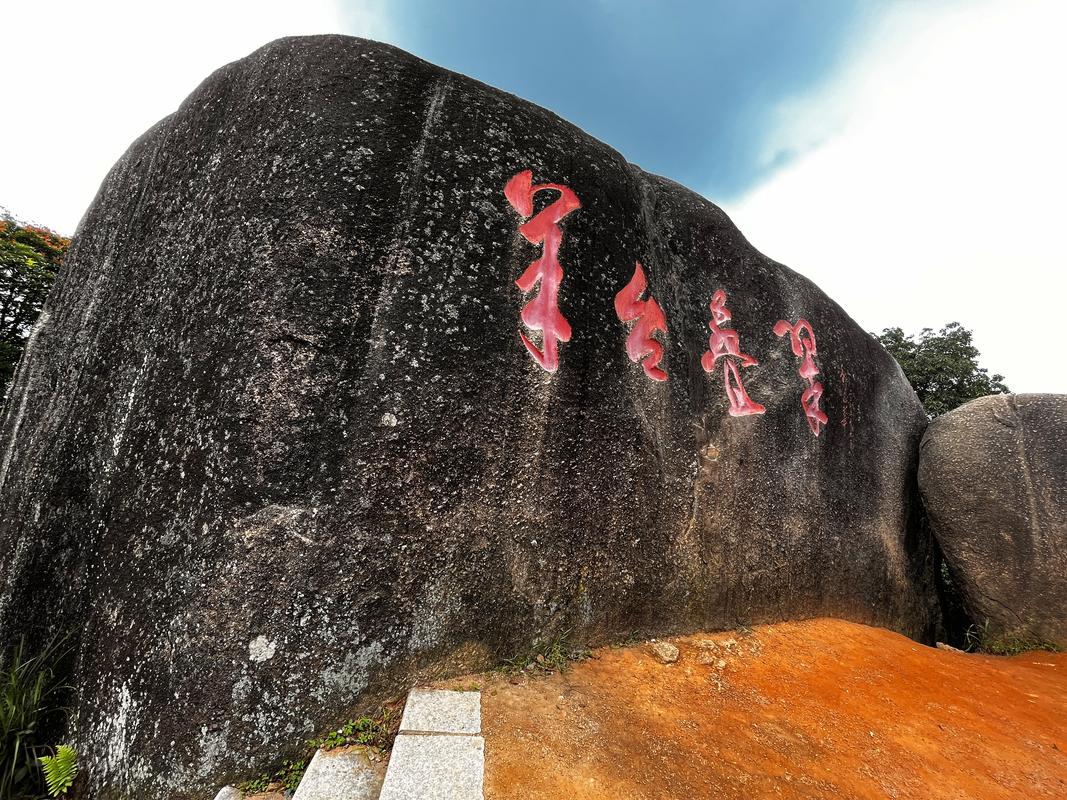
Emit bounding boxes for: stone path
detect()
[292,745,386,800]
[213,688,483,800]
[379,689,484,800]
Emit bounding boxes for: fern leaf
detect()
[39,744,78,796]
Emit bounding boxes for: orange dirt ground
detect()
[449,618,1067,799]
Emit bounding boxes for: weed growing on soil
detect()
[237,704,399,794]
[982,636,1062,657]
[316,708,396,751]
[237,758,306,795]
[447,682,481,693]
[499,630,590,676]
[964,621,1063,656]
[609,630,644,649]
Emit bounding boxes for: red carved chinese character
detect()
[773,318,829,436]
[700,290,765,416]
[614,261,668,382]
[504,169,581,372]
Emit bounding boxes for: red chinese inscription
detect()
[505,169,581,372]
[614,261,668,382]
[773,318,828,436]
[700,290,765,416]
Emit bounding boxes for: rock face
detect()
[920,394,1067,646]
[0,36,937,799]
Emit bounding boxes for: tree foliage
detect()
[876,322,1009,417]
[0,215,68,402]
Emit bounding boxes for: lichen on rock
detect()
[0,35,938,799]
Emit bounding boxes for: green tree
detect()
[876,322,1009,417]
[0,214,68,402]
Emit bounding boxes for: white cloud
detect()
[727,0,1067,394]
[3,0,392,235]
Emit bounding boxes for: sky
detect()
[4,0,1065,392]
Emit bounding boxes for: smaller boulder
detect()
[919,394,1067,647]
[648,641,680,664]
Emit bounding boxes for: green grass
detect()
[981,636,1062,657]
[499,630,590,676]
[964,621,1063,656]
[1,634,73,800]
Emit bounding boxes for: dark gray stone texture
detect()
[0,35,936,799]
[920,393,1067,646]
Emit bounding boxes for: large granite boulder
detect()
[920,394,1067,647]
[0,36,937,799]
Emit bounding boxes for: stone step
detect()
[213,688,482,800]
[292,745,387,800]
[212,743,385,800]
[378,688,484,800]
[398,688,481,735]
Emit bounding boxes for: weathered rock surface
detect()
[919,393,1067,646]
[0,35,936,799]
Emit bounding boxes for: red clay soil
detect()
[459,618,1066,799]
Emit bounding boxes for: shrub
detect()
[0,635,72,799]
[964,621,1063,656]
